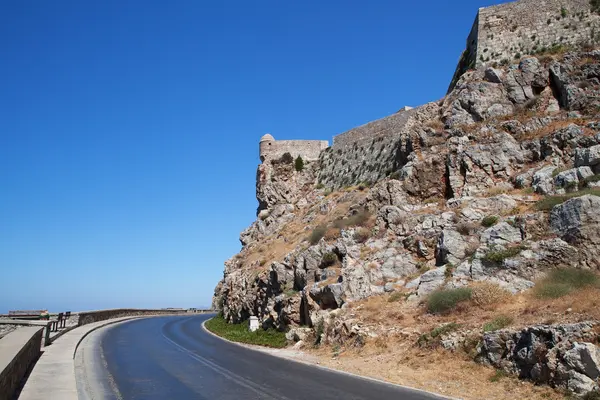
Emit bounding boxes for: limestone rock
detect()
[532,165,557,195]
[481,222,522,246]
[436,229,470,265]
[478,322,599,396]
[550,195,600,268]
[416,266,447,296]
[443,80,513,128]
[575,144,600,173]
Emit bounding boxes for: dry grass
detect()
[302,278,600,400]
[240,189,369,273]
[517,118,594,141]
[307,341,562,400]
[324,227,341,241]
[471,282,511,309]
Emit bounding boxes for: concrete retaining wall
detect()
[0,327,43,400]
[77,309,205,327]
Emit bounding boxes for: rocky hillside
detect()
[213,49,600,397]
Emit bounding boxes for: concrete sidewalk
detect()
[18,316,141,400]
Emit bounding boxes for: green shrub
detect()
[535,282,573,299]
[593,0,600,14]
[204,315,287,348]
[561,6,568,18]
[427,287,473,314]
[535,188,600,211]
[388,292,403,302]
[316,183,325,189]
[321,252,338,267]
[583,174,600,187]
[309,225,327,245]
[295,156,304,172]
[389,171,401,180]
[333,210,371,229]
[534,268,600,299]
[583,391,600,400]
[444,263,455,278]
[483,245,527,263]
[483,315,514,332]
[417,322,461,347]
[430,322,461,338]
[481,215,499,227]
[489,369,509,382]
[551,268,600,288]
[353,227,371,243]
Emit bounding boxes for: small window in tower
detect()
[269,143,272,145]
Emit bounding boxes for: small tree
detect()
[295,156,304,172]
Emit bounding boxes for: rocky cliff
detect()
[213,49,600,397]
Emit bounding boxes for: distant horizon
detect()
[0,306,213,314]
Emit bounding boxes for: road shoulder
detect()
[201,318,454,400]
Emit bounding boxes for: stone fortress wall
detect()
[259,134,328,163]
[331,106,416,151]
[259,0,600,186]
[451,0,600,90]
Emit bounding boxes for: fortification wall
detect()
[259,140,328,163]
[332,108,417,151]
[450,0,600,92]
[319,103,439,188]
[474,0,599,67]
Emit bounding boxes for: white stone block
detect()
[249,316,259,332]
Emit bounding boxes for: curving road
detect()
[79,314,446,400]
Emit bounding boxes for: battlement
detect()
[258,134,328,163]
[450,0,600,91]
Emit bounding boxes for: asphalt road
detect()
[90,314,446,400]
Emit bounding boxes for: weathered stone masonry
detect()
[259,134,328,163]
[450,0,600,91]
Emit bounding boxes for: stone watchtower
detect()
[258,134,329,163]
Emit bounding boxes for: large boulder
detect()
[481,222,523,246]
[309,283,344,310]
[436,229,471,265]
[532,165,557,195]
[504,58,548,104]
[416,266,447,296]
[575,144,600,173]
[550,195,600,268]
[478,322,600,396]
[442,80,513,127]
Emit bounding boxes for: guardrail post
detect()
[44,322,51,346]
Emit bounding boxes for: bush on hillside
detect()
[471,282,510,307]
[483,315,514,332]
[333,210,371,229]
[534,268,600,299]
[535,188,600,211]
[353,227,371,243]
[309,225,327,245]
[295,156,304,172]
[321,252,338,267]
[427,287,472,314]
[481,215,499,227]
[483,245,527,263]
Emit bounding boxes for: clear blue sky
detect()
[0,0,506,313]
